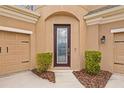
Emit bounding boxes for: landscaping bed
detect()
[32,69,55,83]
[73,69,112,88]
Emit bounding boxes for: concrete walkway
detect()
[54,70,84,88]
[0,70,124,88]
[0,70,83,88]
[106,73,124,88]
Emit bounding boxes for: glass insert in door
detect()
[57,27,68,64]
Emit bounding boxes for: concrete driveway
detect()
[106,73,124,88]
[0,70,124,88]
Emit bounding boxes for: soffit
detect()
[80,5,106,12]
[0,5,40,23]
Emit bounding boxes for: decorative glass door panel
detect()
[54,24,70,66]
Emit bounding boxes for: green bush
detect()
[36,52,52,73]
[85,51,101,75]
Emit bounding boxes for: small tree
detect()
[85,51,101,75]
[36,52,52,73]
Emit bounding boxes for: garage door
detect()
[114,33,124,73]
[0,31,30,75]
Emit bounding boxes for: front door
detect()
[54,24,71,67]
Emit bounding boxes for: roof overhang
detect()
[0,5,40,24]
[0,26,32,34]
[84,6,124,25]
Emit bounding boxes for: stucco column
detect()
[79,20,87,69]
[86,24,100,50]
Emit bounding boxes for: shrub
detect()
[85,51,101,75]
[36,52,52,73]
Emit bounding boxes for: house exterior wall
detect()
[0,5,124,74]
[45,15,80,70]
[36,6,87,70]
[99,20,124,72]
[86,20,124,72]
[0,15,36,70]
[86,24,99,50]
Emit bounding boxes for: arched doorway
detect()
[45,11,80,69]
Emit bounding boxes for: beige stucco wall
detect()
[45,15,80,70]
[0,5,124,73]
[0,15,36,70]
[86,24,99,50]
[36,5,87,70]
[86,20,124,72]
[99,20,124,72]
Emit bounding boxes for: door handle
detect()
[6,47,8,53]
[0,47,1,53]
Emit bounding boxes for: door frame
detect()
[54,24,71,67]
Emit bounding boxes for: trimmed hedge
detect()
[85,51,101,75]
[36,53,52,73]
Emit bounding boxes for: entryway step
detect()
[52,67,71,70]
[51,70,73,73]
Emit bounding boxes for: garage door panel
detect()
[0,55,4,74]
[0,31,30,75]
[116,50,124,55]
[115,43,124,49]
[0,44,4,54]
[20,64,30,70]
[5,41,17,45]
[4,55,21,65]
[114,33,124,73]
[114,33,124,41]
[6,44,29,55]
[16,45,29,51]
[16,33,29,41]
[3,65,22,74]
[116,57,124,62]
[4,32,17,41]
[6,46,17,55]
[0,31,5,40]
[114,64,124,73]
[0,39,5,75]
[16,44,30,60]
[114,43,124,63]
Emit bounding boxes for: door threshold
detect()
[53,67,71,70]
[51,69,73,73]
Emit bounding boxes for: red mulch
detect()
[73,69,112,88]
[32,69,55,83]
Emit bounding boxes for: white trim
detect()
[0,26,32,34]
[0,8,37,23]
[84,6,124,19]
[0,6,40,24]
[111,28,124,33]
[86,17,102,25]
[11,6,40,16]
[86,13,124,25]
[101,13,124,24]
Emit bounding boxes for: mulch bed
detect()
[32,69,55,83]
[73,69,112,88]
